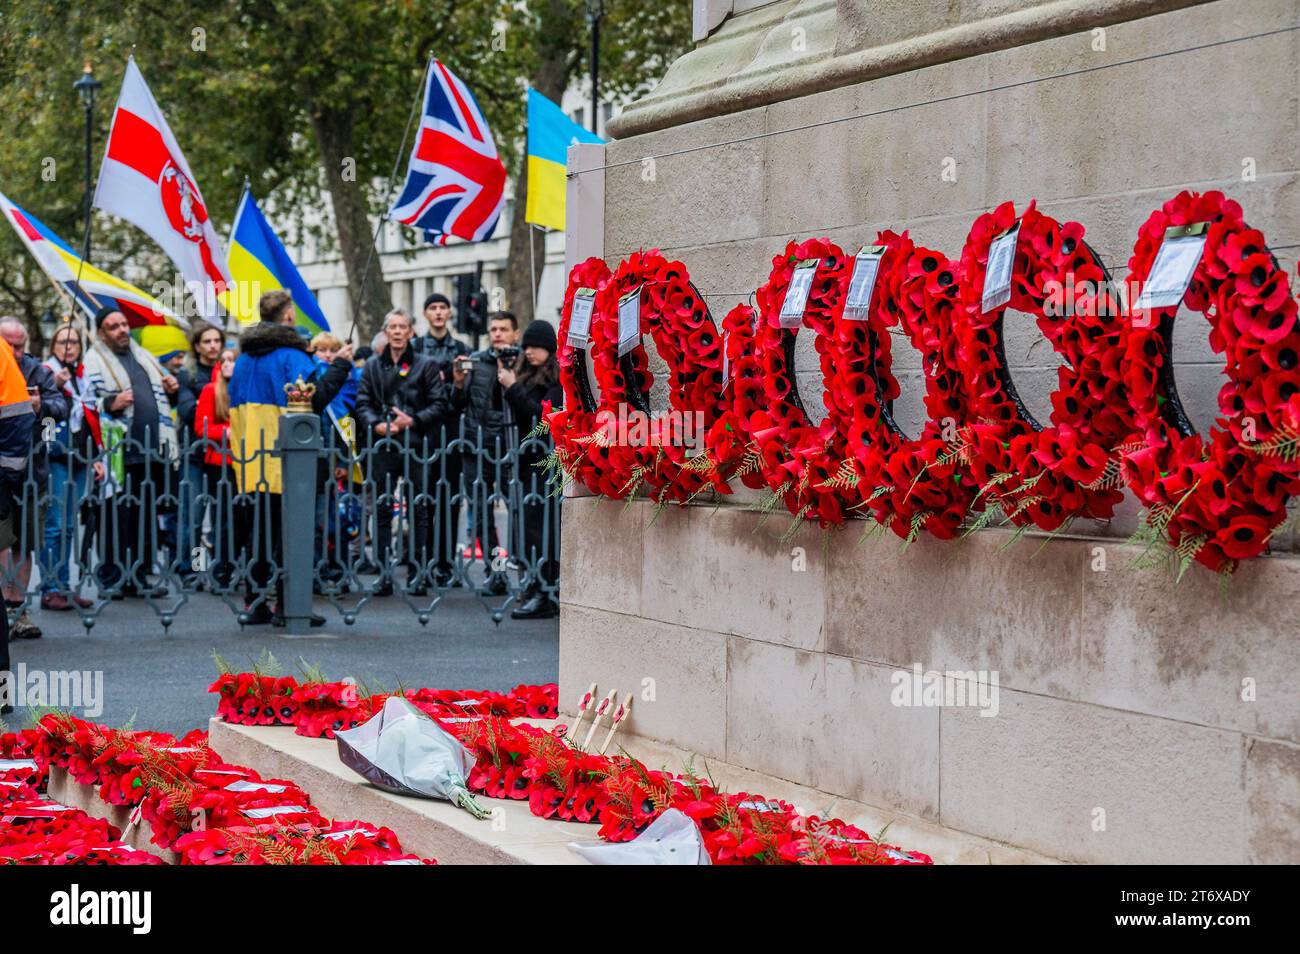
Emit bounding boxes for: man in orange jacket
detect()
[0,339,34,714]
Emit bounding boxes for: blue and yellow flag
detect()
[0,190,190,357]
[525,89,604,232]
[221,186,329,332]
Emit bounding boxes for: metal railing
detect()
[2,413,561,633]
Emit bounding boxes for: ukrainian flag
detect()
[0,190,189,357]
[525,89,604,232]
[221,186,329,332]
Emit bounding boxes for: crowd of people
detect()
[0,289,564,691]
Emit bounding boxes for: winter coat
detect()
[353,346,452,451]
[228,322,349,493]
[194,365,232,468]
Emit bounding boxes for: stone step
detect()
[208,717,1059,865]
[208,718,600,864]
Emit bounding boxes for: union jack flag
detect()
[386,59,507,245]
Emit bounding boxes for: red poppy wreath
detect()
[695,302,768,496]
[588,250,729,504]
[850,231,980,541]
[726,237,866,526]
[1121,190,1300,573]
[953,200,1138,533]
[548,256,638,497]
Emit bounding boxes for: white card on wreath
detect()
[981,226,1019,314]
[721,328,731,390]
[843,245,888,321]
[323,827,371,841]
[566,288,596,349]
[779,260,819,328]
[617,286,642,357]
[242,805,307,819]
[224,779,288,794]
[1134,224,1208,310]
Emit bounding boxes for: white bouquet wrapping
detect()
[335,695,490,818]
[569,808,711,865]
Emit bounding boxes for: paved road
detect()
[2,591,558,736]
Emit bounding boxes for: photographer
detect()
[451,311,519,596]
[354,309,450,595]
[500,320,562,619]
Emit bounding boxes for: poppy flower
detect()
[1214,514,1273,560]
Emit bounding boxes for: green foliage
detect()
[818,457,858,491]
[1126,482,1203,573]
[1247,424,1300,462]
[900,509,931,552]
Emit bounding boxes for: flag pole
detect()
[529,224,541,323]
[71,143,99,318]
[346,53,432,345]
[228,177,251,329]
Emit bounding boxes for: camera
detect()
[493,345,520,366]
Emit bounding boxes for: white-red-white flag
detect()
[94,57,231,306]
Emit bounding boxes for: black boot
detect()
[272,609,327,628]
[478,573,508,597]
[511,592,559,620]
[241,602,274,625]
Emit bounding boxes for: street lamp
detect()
[73,60,102,261]
[585,0,605,135]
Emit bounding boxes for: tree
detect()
[0,1,690,341]
[502,0,691,326]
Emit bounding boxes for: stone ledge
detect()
[207,719,600,865]
[210,717,1058,865]
[610,0,1212,137]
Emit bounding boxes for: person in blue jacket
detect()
[228,290,351,626]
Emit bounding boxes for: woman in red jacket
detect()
[195,348,236,586]
[195,347,236,473]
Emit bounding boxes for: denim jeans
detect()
[41,456,86,593]
[163,457,206,574]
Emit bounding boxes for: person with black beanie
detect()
[414,292,471,587]
[413,292,471,368]
[499,319,562,619]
